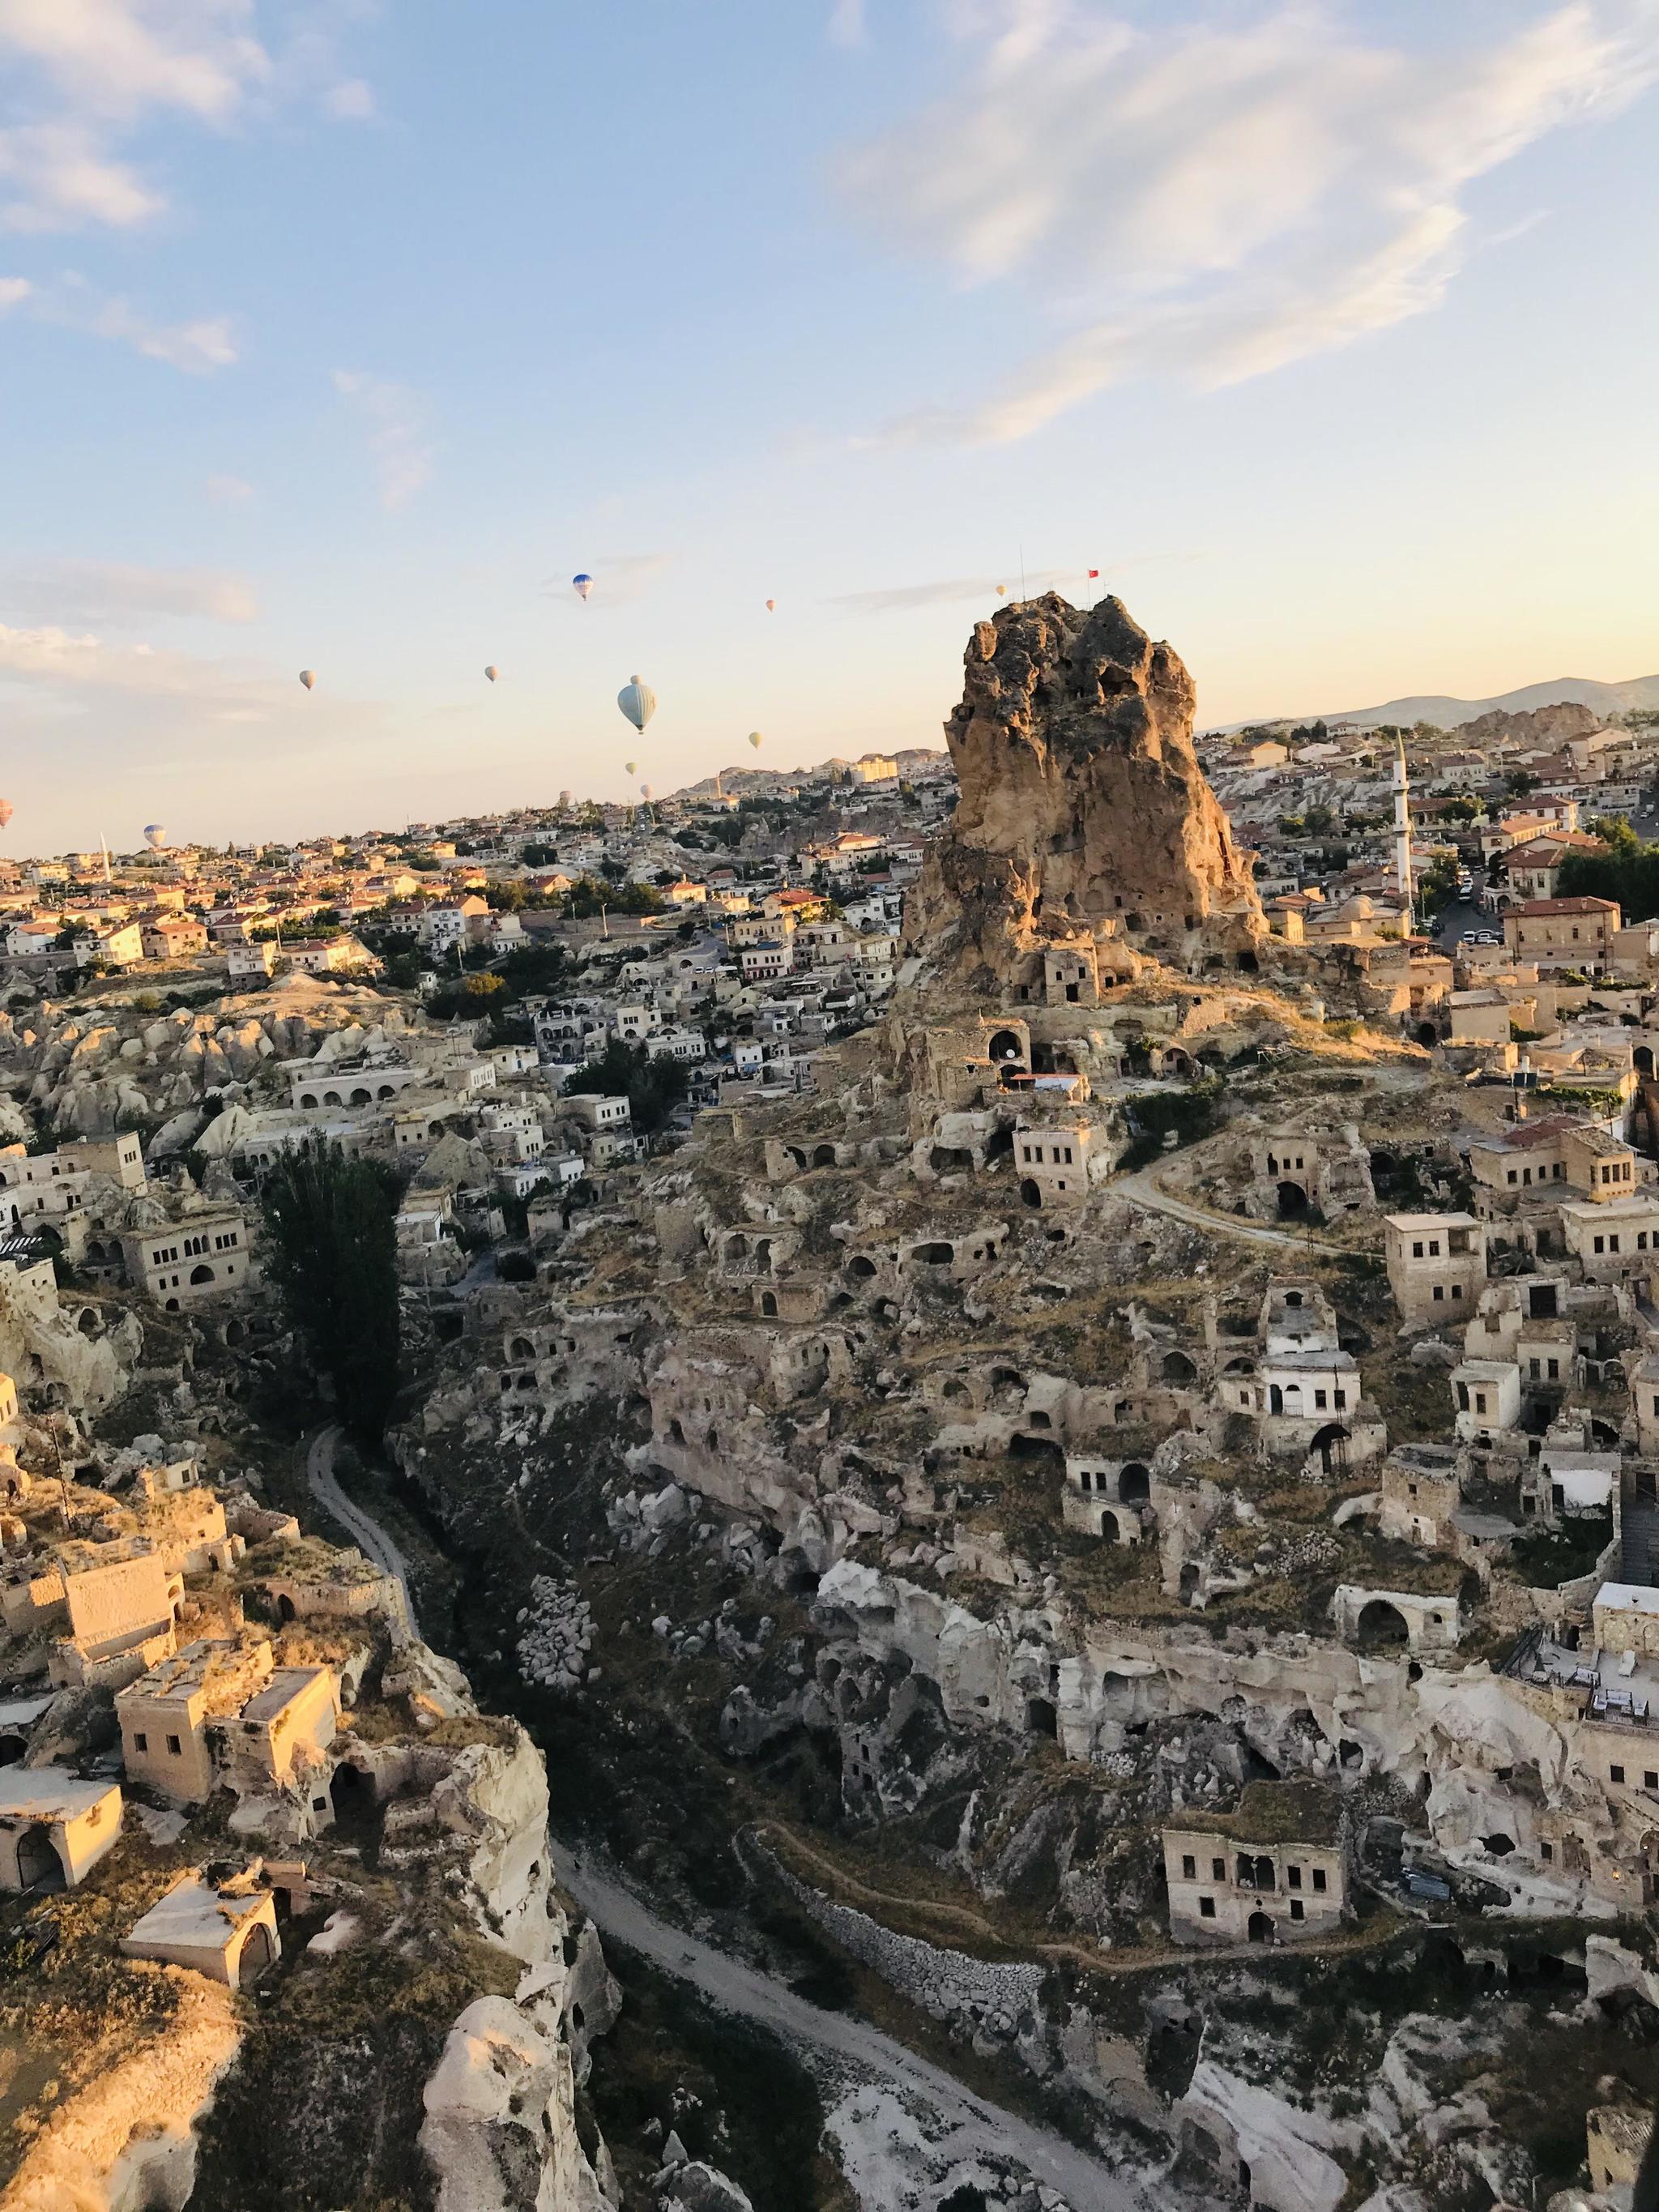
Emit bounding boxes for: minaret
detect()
[1392,738,1413,921]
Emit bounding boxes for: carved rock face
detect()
[906,594,1263,988]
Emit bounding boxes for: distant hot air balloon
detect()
[298,668,316,691]
[996,584,1007,598]
[0,800,13,832]
[617,676,656,733]
[748,731,763,751]
[765,598,775,613]
[484,664,498,682]
[572,573,594,602]
[143,823,167,851]
[639,782,653,800]
[625,760,638,775]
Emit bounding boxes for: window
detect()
[1212,1858,1226,1881]
[1548,1358,1560,1381]
[1612,1765,1627,1784]
[166,1733,182,1756]
[1412,1241,1424,1259]
[1311,1868,1328,1893]
[1646,1771,1658,1791]
[1541,1840,1554,1863]
[1507,1168,1518,1186]
[1452,1284,1464,1300]
[133,1731,148,1753]
[1290,1898,1305,1922]
[1182,1854,1196,1880]
[1529,1358,1541,1380]
[1475,1391,1488,1415]
[1286,1865,1303,1890]
[1334,1390,1347,1411]
[312,1796,327,1813]
[1315,1390,1328,1411]
[1595,1236,1606,1254]
[1429,1239,1441,1257]
[1198,1896,1216,1919]
[1433,1285,1444,1302]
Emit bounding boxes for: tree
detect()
[562,1038,689,1134]
[1416,853,1461,914]
[261,1138,402,1443]
[1439,793,1482,824]
[1589,813,1640,855]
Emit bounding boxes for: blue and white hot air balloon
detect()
[143,823,168,851]
[617,676,656,733]
[572,573,594,602]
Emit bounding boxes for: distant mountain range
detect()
[1321,673,1659,732]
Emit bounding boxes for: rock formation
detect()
[905,593,1264,993]
[1452,700,1604,748]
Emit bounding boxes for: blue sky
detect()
[4,0,1658,852]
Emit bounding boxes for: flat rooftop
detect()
[0,1768,119,1821]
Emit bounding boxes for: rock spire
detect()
[905,592,1263,992]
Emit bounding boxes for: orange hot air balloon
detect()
[298,668,317,691]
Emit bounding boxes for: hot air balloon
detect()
[639,783,653,800]
[617,676,656,733]
[765,598,775,613]
[996,585,1007,598]
[484,664,498,682]
[748,731,763,751]
[298,668,316,691]
[572,574,594,602]
[625,760,638,775]
[0,801,13,832]
[143,823,167,851]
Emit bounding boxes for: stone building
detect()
[1162,1779,1349,1945]
[117,1637,340,1817]
[122,1867,280,1988]
[122,1206,256,1308]
[1384,1212,1487,1326]
[0,1770,122,1892]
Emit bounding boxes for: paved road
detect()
[306,1423,418,1635]
[1111,1162,1351,1258]
[549,1842,1158,2212]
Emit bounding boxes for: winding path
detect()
[305,1424,418,1635]
[549,1841,1158,2212]
[1111,1161,1353,1257]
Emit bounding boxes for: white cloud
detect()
[840,0,1659,442]
[324,75,374,121]
[333,369,435,510]
[828,0,867,46]
[0,559,258,626]
[204,472,254,504]
[0,270,235,369]
[0,2,374,233]
[0,122,163,230]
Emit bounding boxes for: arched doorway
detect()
[1310,1423,1350,1476]
[1247,1911,1274,1944]
[812,1143,837,1168]
[1638,1045,1655,1077]
[1026,1697,1058,1740]
[1019,1178,1042,1208]
[1415,1023,1438,1049]
[1179,1562,1200,1603]
[189,1262,215,1287]
[1162,1351,1196,1386]
[1357,1598,1410,1650]
[15,1826,64,1892]
[987,1029,1023,1064]
[1100,1508,1120,1542]
[760,1291,778,1317]
[1276,1181,1308,1219]
[237,1921,276,1984]
[1120,1463,1150,1502]
[0,1734,26,1766]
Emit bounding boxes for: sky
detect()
[3,0,1659,853]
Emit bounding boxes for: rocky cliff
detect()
[1452,700,1604,748]
[904,593,1264,992]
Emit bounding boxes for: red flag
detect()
[1087,568,1099,579]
